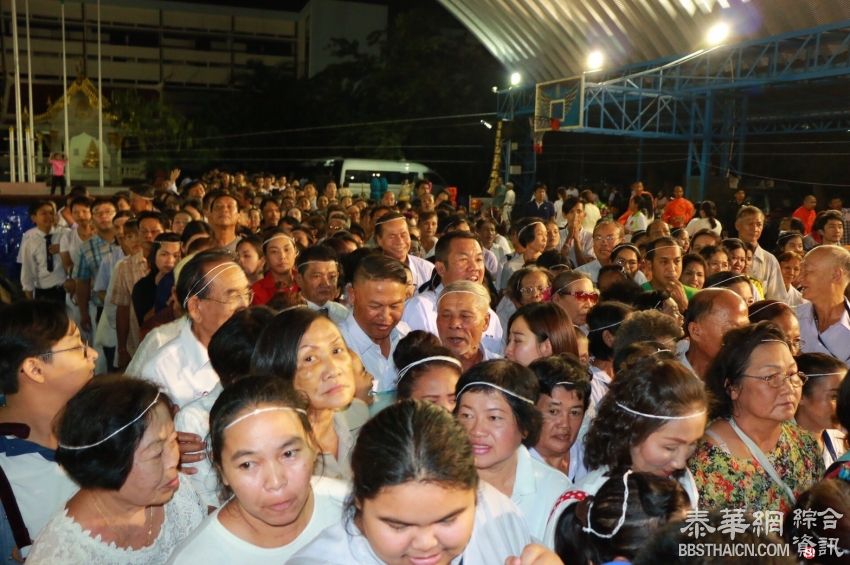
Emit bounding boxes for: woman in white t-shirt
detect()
[291,400,547,564]
[169,376,347,564]
[685,200,723,236]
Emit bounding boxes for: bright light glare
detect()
[509,72,522,86]
[706,22,730,46]
[586,50,604,70]
[480,120,493,129]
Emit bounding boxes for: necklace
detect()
[91,493,154,548]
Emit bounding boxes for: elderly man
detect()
[294,244,349,324]
[402,232,504,353]
[140,250,251,408]
[679,288,749,380]
[339,254,410,404]
[797,245,850,362]
[576,220,647,284]
[436,280,501,372]
[735,206,786,301]
[374,212,434,288]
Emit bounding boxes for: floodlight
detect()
[586,50,605,71]
[706,22,730,46]
[509,72,522,86]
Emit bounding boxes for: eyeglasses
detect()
[593,235,619,244]
[558,290,599,304]
[40,339,90,360]
[202,288,254,306]
[615,258,639,268]
[741,370,808,389]
[519,285,550,297]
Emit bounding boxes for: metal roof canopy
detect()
[438,0,850,83]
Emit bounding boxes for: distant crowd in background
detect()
[1,167,850,564]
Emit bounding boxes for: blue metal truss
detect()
[496,19,850,199]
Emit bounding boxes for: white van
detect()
[323,158,446,199]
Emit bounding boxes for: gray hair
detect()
[438,281,490,314]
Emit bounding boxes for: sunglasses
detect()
[559,290,599,304]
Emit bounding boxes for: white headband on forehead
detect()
[615,402,706,420]
[555,277,592,294]
[182,262,240,308]
[59,392,162,451]
[374,215,406,226]
[805,372,845,378]
[224,407,308,431]
[517,221,544,238]
[748,301,780,318]
[437,290,484,304]
[456,381,535,405]
[263,232,296,246]
[649,244,682,253]
[706,274,747,289]
[587,319,624,333]
[397,356,462,382]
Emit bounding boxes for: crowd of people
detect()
[1,169,850,564]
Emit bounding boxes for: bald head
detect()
[800,245,850,302]
[686,288,749,360]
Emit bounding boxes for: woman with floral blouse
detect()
[689,321,823,513]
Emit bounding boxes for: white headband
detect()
[615,402,706,420]
[705,274,747,289]
[517,221,544,238]
[587,319,624,333]
[437,289,485,304]
[182,262,240,308]
[583,470,632,539]
[554,381,577,387]
[804,372,845,378]
[555,277,592,295]
[59,392,161,451]
[263,233,296,246]
[224,407,308,431]
[397,356,462,382]
[374,215,406,226]
[649,244,683,253]
[748,301,781,318]
[456,381,534,405]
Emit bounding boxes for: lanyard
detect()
[823,430,839,464]
[810,300,850,362]
[729,418,796,505]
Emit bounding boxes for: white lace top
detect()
[26,475,205,565]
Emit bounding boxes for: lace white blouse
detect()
[26,475,205,565]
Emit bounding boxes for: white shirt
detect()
[797,299,850,363]
[290,482,531,564]
[558,227,595,267]
[125,316,186,378]
[529,444,585,484]
[19,228,67,292]
[401,284,504,354]
[498,253,525,290]
[510,445,571,540]
[317,413,357,481]
[582,202,602,232]
[168,476,347,565]
[576,259,647,285]
[786,284,806,308]
[406,254,435,288]
[495,295,518,335]
[27,475,205,565]
[140,320,220,408]
[750,245,787,302]
[685,216,722,236]
[305,299,350,325]
[338,314,410,393]
[0,436,78,557]
[174,383,223,508]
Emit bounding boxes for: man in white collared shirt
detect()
[374,212,434,288]
[140,251,251,408]
[797,245,850,363]
[437,280,501,372]
[338,254,410,398]
[20,200,67,303]
[735,206,787,301]
[402,232,504,353]
[295,245,350,325]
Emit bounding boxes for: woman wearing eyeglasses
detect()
[496,266,552,333]
[551,271,597,333]
[690,322,824,513]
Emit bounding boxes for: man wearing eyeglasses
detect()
[576,220,624,284]
[140,251,251,408]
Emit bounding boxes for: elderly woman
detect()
[455,359,570,540]
[551,270,597,333]
[437,281,501,372]
[748,299,802,356]
[27,378,205,563]
[496,265,552,332]
[689,322,824,513]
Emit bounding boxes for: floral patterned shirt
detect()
[688,420,824,514]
